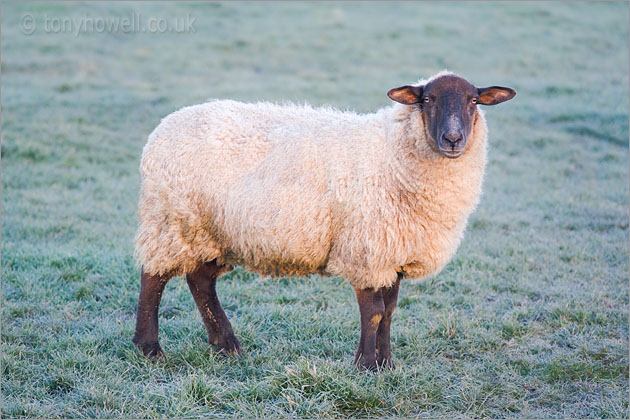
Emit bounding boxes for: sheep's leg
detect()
[132,269,169,358]
[376,274,402,369]
[353,286,386,371]
[185,261,241,355]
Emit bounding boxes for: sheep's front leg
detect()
[353,286,385,371]
[186,261,241,355]
[132,269,169,358]
[376,274,401,369]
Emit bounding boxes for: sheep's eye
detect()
[423,97,430,103]
[471,98,478,104]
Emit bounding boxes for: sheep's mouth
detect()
[439,149,464,159]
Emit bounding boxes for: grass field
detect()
[1,2,629,418]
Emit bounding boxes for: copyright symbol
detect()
[21,14,36,35]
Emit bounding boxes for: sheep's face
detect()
[387,74,516,159]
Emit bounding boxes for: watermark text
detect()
[21,13,196,36]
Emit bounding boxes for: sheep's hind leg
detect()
[186,261,241,355]
[353,286,385,371]
[376,274,401,369]
[132,269,170,358]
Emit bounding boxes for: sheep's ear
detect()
[477,86,516,105]
[387,85,423,105]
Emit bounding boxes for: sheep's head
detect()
[387,74,516,159]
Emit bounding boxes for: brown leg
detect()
[132,269,169,358]
[186,261,241,355]
[376,274,402,369]
[353,286,385,371]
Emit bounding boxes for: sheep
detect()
[132,71,516,371]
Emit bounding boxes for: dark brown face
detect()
[387,74,516,159]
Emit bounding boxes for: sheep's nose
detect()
[442,132,463,147]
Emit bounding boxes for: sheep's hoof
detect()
[211,333,242,356]
[377,355,396,370]
[354,355,379,372]
[134,340,165,359]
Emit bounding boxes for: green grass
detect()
[2,1,628,418]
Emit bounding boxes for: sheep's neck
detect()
[387,113,487,233]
